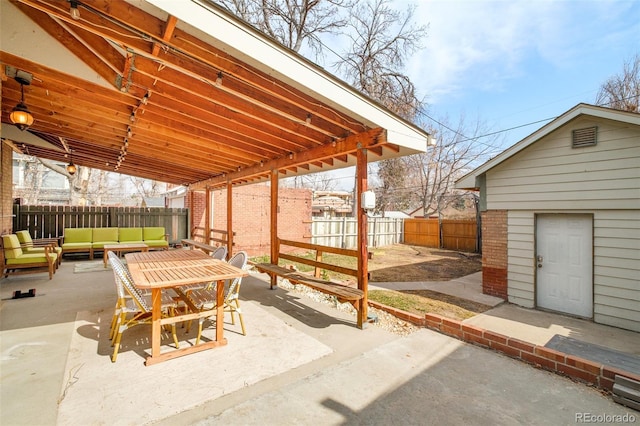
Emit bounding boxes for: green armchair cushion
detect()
[6,252,57,265]
[118,227,143,243]
[16,230,34,246]
[2,234,24,259]
[16,230,63,256]
[91,228,120,248]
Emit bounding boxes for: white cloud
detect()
[406,0,637,105]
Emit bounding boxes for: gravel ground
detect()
[276,278,419,336]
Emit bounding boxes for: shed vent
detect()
[572,126,597,148]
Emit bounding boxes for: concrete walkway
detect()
[1,261,638,425]
[371,272,640,359]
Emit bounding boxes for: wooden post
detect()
[270,169,279,289]
[227,179,233,257]
[205,187,211,244]
[188,190,195,238]
[356,146,368,329]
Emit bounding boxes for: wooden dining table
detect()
[125,249,248,366]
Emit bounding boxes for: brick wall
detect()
[481,210,507,299]
[369,300,640,393]
[1,142,13,235]
[186,183,312,256]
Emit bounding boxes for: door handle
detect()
[537,255,543,268]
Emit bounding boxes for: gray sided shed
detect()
[456,104,640,332]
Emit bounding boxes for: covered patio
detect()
[1,0,430,328]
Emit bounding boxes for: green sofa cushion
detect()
[62,242,93,250]
[144,239,169,248]
[119,228,143,242]
[92,227,119,243]
[2,235,23,259]
[64,228,93,244]
[143,227,166,241]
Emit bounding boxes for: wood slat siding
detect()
[486,117,640,211]
[507,211,535,308]
[593,210,640,332]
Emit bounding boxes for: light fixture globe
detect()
[10,102,34,131]
[66,160,77,175]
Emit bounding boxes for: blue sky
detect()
[409,0,640,149]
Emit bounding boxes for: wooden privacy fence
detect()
[404,218,479,253]
[12,205,189,245]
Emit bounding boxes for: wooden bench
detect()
[252,262,364,304]
[181,239,220,255]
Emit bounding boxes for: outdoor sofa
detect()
[61,227,169,259]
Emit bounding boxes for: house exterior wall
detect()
[484,116,640,332]
[485,116,639,211]
[481,210,508,299]
[1,142,13,234]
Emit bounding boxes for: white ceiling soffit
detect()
[0,1,114,90]
[144,0,429,153]
[1,124,63,151]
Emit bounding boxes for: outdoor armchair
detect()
[2,234,58,280]
[15,230,62,266]
[108,252,180,362]
[186,251,248,341]
[210,245,227,261]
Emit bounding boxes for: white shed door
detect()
[536,214,593,318]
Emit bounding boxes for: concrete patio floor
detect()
[1,256,638,425]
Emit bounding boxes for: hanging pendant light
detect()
[66,151,77,175]
[10,74,35,131]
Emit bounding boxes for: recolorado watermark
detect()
[576,412,637,423]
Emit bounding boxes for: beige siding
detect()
[593,211,640,332]
[486,116,640,211]
[507,211,534,307]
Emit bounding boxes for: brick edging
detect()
[367,300,640,391]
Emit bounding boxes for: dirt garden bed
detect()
[253,244,490,326]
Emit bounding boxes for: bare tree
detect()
[335,0,427,119]
[595,53,639,112]
[216,0,354,59]
[403,115,502,217]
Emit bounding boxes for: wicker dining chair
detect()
[210,245,227,261]
[108,252,180,362]
[186,251,248,342]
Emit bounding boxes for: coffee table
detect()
[103,243,148,267]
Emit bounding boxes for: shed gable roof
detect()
[456,104,640,190]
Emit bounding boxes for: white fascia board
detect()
[455,103,640,189]
[0,1,114,90]
[145,0,429,153]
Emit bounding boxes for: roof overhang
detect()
[1,0,429,189]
